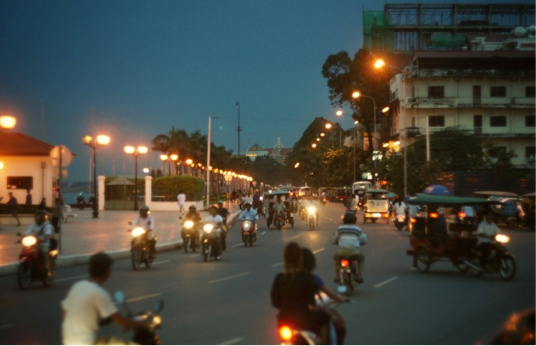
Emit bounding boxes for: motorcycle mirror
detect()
[337,285,348,295]
[154,300,164,313]
[114,291,125,304]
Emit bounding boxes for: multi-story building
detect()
[386,50,535,168]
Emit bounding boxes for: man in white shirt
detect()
[476,210,501,267]
[131,205,156,259]
[61,252,149,345]
[177,191,186,217]
[25,210,55,270]
[204,206,223,260]
[333,212,366,283]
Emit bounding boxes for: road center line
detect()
[313,248,325,254]
[125,293,162,303]
[231,243,243,248]
[152,260,171,265]
[374,276,399,288]
[220,337,244,345]
[271,262,283,267]
[55,274,89,282]
[209,272,250,284]
[261,231,266,235]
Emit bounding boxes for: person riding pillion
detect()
[333,212,367,283]
[25,210,56,270]
[131,205,157,259]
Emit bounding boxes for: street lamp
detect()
[124,145,148,211]
[0,115,16,131]
[83,135,110,218]
[374,59,407,199]
[311,143,317,148]
[352,90,378,156]
[335,109,360,182]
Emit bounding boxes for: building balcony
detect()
[407,97,457,108]
[406,97,535,109]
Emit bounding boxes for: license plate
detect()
[372,213,381,218]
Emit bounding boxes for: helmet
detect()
[139,205,150,217]
[244,201,252,207]
[217,200,223,205]
[189,204,196,211]
[343,212,357,225]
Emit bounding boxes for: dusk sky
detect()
[0,0,510,182]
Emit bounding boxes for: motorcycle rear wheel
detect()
[499,254,516,281]
[415,247,431,273]
[17,261,32,290]
[131,247,142,271]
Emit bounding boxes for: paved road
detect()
[0,202,534,344]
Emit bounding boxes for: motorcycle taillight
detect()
[340,259,349,267]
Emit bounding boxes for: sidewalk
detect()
[0,200,241,276]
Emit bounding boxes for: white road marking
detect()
[55,274,89,282]
[261,231,266,235]
[231,243,243,248]
[191,254,199,257]
[0,324,13,329]
[220,337,244,345]
[152,260,171,265]
[312,248,325,254]
[125,293,162,303]
[271,262,283,267]
[374,276,399,288]
[209,272,250,284]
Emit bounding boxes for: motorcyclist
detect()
[252,190,261,212]
[131,205,156,259]
[24,210,55,271]
[393,198,407,219]
[182,205,201,249]
[333,212,366,283]
[239,202,258,237]
[204,206,223,260]
[476,209,501,268]
[304,196,320,224]
[217,201,230,252]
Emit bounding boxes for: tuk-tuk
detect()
[363,189,390,224]
[335,188,351,203]
[264,190,294,230]
[406,194,502,273]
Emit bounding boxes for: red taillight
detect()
[341,259,349,267]
[410,218,417,223]
[280,326,293,341]
[458,212,466,218]
[383,213,389,218]
[429,212,439,219]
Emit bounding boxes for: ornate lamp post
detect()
[124,145,148,211]
[83,135,110,218]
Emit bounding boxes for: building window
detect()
[526,86,536,97]
[428,116,444,127]
[490,86,506,97]
[526,147,535,163]
[526,115,535,127]
[490,116,507,127]
[7,177,33,190]
[428,86,444,97]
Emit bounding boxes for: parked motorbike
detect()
[129,226,153,270]
[201,223,221,262]
[76,195,85,210]
[307,206,317,231]
[182,220,198,253]
[241,219,257,247]
[99,291,164,345]
[394,213,407,231]
[16,232,57,290]
[465,234,516,281]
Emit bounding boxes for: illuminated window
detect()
[7,177,33,190]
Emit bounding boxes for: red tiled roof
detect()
[0,132,54,156]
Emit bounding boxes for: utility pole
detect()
[236,101,241,156]
[206,117,212,208]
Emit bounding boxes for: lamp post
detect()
[160,154,178,175]
[374,59,407,198]
[83,135,110,218]
[124,145,148,211]
[336,110,360,182]
[352,91,379,166]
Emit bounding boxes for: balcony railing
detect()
[405,97,535,108]
[407,97,457,107]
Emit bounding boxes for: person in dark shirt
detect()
[271,242,330,344]
[7,192,21,226]
[217,201,230,252]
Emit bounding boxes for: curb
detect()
[0,210,241,278]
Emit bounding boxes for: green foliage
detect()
[153,176,205,201]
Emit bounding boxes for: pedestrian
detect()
[38,198,47,210]
[177,190,186,218]
[25,189,32,205]
[61,252,150,345]
[7,192,21,226]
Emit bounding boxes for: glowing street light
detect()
[0,115,16,131]
[83,134,111,218]
[294,162,300,168]
[336,110,343,116]
[325,122,333,130]
[311,143,317,148]
[382,106,390,113]
[374,59,385,69]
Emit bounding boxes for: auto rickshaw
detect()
[406,194,515,278]
[363,189,390,224]
[265,190,294,230]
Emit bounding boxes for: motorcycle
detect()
[16,232,58,290]
[298,205,306,220]
[307,206,317,231]
[129,226,153,270]
[201,223,221,262]
[291,199,298,214]
[100,291,164,345]
[465,234,516,281]
[76,195,85,210]
[182,220,198,253]
[241,219,257,247]
[274,211,286,230]
[394,213,407,231]
[278,293,347,345]
[321,197,327,205]
[336,257,359,294]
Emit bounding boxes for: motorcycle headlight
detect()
[152,315,162,326]
[203,224,213,233]
[279,326,293,341]
[495,234,510,244]
[307,206,317,214]
[184,221,194,229]
[131,227,146,237]
[260,196,263,201]
[21,236,37,247]
[243,221,251,230]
